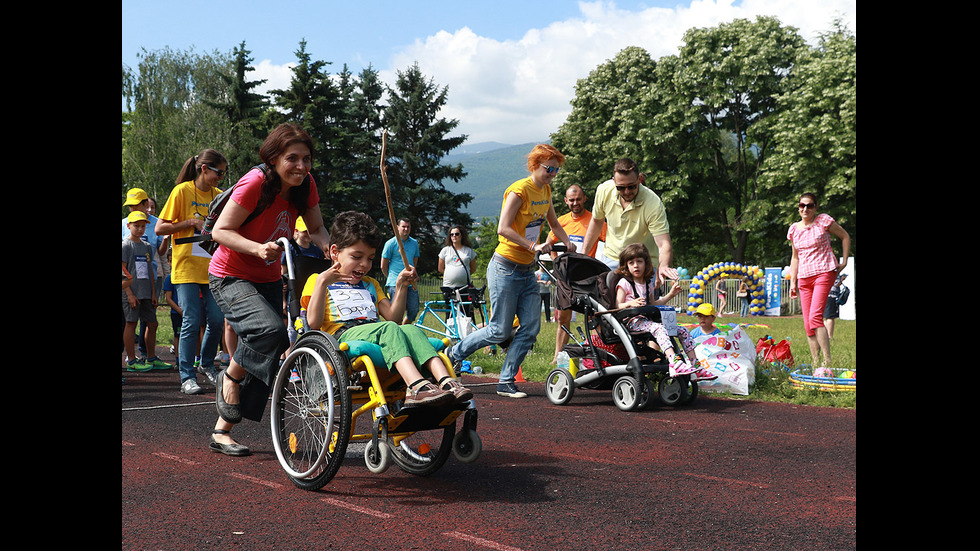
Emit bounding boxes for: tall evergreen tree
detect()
[382,63,473,275]
[267,40,344,206]
[205,41,268,179]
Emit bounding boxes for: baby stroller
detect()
[269,238,481,491]
[540,248,699,411]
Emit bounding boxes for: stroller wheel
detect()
[612,376,643,411]
[636,377,656,410]
[658,376,696,406]
[545,368,575,406]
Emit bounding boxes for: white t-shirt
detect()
[439,245,477,287]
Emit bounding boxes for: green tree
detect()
[551,46,661,212]
[650,16,809,266]
[267,40,345,209]
[759,19,856,256]
[328,65,387,222]
[382,62,473,275]
[122,46,233,210]
[205,41,269,179]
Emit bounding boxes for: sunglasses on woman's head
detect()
[450,232,461,236]
[798,202,815,210]
[542,165,560,175]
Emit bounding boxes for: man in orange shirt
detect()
[546,184,606,362]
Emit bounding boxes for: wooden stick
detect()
[380,129,411,269]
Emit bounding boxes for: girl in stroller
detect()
[614,243,715,381]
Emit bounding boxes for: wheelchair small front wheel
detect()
[364,439,390,474]
[452,429,482,463]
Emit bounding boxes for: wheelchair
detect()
[270,238,481,491]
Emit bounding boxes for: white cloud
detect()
[248,0,856,145]
[251,59,297,98]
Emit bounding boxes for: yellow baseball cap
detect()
[695,303,716,316]
[127,211,149,224]
[295,216,307,232]
[124,188,148,206]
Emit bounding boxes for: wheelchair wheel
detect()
[389,425,454,476]
[612,375,643,411]
[271,331,352,491]
[364,439,391,474]
[658,375,695,407]
[545,368,575,405]
[453,429,482,463]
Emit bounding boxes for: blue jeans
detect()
[450,256,541,384]
[175,282,224,383]
[386,285,420,323]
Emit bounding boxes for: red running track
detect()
[122,363,855,550]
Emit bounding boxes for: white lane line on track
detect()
[320,497,393,519]
[228,472,286,490]
[443,531,524,551]
[153,452,200,465]
[122,401,213,411]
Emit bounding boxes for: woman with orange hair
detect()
[445,144,575,398]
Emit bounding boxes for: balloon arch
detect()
[681,262,765,316]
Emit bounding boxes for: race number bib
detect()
[328,282,378,322]
[524,217,545,243]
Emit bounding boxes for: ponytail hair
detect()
[175,149,227,185]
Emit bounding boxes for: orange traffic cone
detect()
[515,365,525,382]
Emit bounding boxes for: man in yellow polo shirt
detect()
[545,184,606,361]
[582,158,677,287]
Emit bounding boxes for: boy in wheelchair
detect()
[302,211,472,408]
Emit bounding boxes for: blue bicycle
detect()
[414,285,495,354]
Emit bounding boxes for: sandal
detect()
[216,369,243,424]
[209,429,251,456]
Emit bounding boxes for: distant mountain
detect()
[444,141,548,220]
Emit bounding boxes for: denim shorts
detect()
[209,275,288,422]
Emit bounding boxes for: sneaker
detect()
[198,365,218,385]
[496,382,527,398]
[126,359,152,372]
[692,367,718,381]
[446,345,463,377]
[146,356,173,370]
[404,381,453,407]
[669,355,696,377]
[180,378,203,395]
[440,379,474,403]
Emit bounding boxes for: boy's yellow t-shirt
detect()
[495,176,552,265]
[300,273,385,335]
[157,180,222,284]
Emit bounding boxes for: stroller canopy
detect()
[551,252,611,313]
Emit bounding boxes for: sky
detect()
[122,0,856,146]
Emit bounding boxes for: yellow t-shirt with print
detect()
[300,273,386,335]
[495,177,552,265]
[157,180,222,284]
